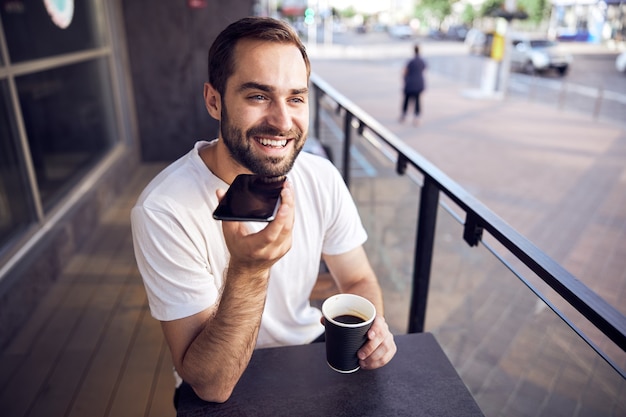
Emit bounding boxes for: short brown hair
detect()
[208,17,310,96]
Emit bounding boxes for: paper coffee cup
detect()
[322,294,376,373]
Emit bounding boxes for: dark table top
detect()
[176,332,484,417]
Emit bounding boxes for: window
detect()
[1,1,105,63]
[0,0,120,254]
[16,58,116,210]
[0,80,35,250]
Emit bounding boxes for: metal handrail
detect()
[310,72,626,378]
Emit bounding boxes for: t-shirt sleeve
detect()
[131,205,220,321]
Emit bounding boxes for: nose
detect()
[266,101,293,133]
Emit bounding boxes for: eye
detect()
[248,94,267,102]
[289,97,306,104]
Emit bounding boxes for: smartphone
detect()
[213,174,286,222]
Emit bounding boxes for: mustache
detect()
[247,124,303,139]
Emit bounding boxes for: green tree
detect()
[517,0,550,24]
[340,6,357,19]
[461,4,476,25]
[479,0,504,17]
[415,0,453,29]
[479,0,550,24]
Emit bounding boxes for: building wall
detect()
[0,0,255,350]
[0,0,138,350]
[121,0,257,162]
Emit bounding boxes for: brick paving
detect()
[310,43,626,416]
[0,164,176,417]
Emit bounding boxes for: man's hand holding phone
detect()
[216,176,295,272]
[213,174,286,222]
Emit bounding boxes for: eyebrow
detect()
[238,82,308,95]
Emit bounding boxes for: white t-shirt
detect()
[131,140,367,348]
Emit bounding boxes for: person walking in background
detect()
[399,44,426,126]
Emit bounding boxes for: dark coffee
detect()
[333,314,365,324]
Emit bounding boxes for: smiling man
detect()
[130,17,396,406]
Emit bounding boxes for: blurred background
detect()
[0,1,624,416]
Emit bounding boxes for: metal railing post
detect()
[342,112,352,188]
[408,177,440,333]
[313,86,321,140]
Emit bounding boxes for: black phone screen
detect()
[213,174,286,222]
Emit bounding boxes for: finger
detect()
[357,317,393,366]
[221,216,248,235]
[281,179,295,205]
[274,180,295,222]
[359,332,396,370]
[262,181,295,240]
[357,317,385,359]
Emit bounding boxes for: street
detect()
[309,30,626,125]
[324,29,626,90]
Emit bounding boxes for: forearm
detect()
[324,247,385,315]
[181,265,270,402]
[340,277,384,316]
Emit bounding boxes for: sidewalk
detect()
[310,53,626,318]
[310,50,626,416]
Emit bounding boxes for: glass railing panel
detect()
[314,82,625,416]
[315,97,422,333]
[475,233,626,372]
[428,200,626,417]
[350,161,421,334]
[353,164,626,415]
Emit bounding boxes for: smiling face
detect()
[205,39,309,179]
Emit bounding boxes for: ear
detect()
[204,82,221,120]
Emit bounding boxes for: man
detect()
[131,16,396,405]
[399,44,426,126]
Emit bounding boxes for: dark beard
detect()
[220,104,305,177]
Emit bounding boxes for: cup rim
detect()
[322,294,376,328]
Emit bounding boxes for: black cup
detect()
[322,294,376,373]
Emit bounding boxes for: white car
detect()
[616,51,626,73]
[510,38,573,76]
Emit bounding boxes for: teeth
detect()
[258,138,287,147]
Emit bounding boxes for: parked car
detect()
[388,24,414,39]
[616,51,626,74]
[446,24,469,41]
[509,37,572,76]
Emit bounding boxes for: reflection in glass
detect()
[0,80,35,250]
[16,58,116,211]
[0,0,104,63]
